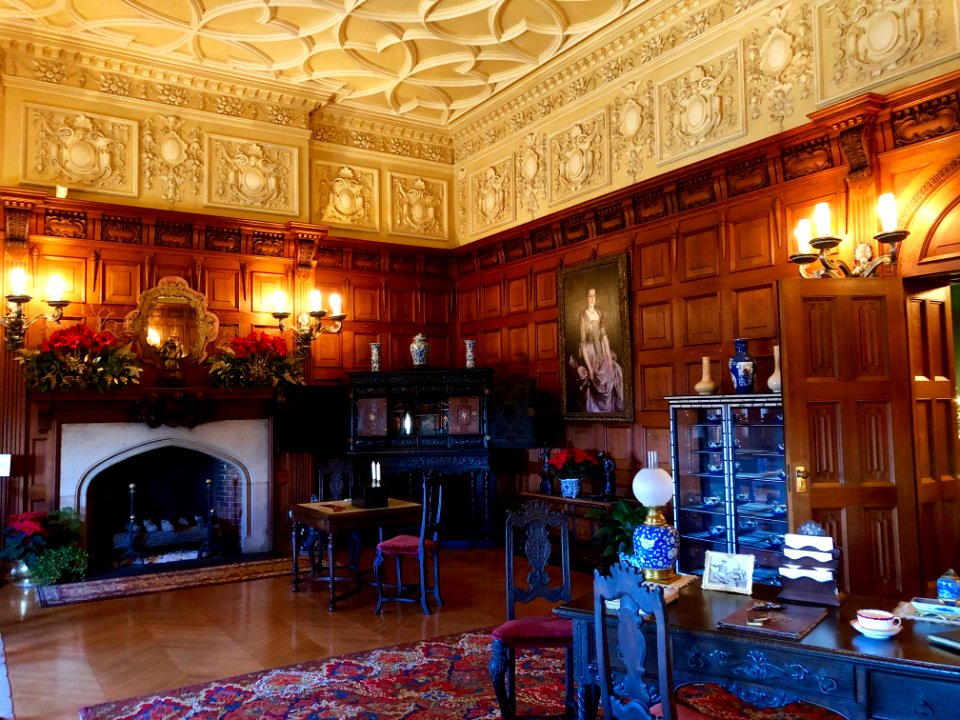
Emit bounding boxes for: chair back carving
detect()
[318,459,355,501]
[418,471,443,547]
[594,561,674,720]
[505,500,572,620]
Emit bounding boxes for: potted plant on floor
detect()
[0,508,88,586]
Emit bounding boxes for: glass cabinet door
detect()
[730,404,786,585]
[673,404,731,576]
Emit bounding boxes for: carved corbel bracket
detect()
[809,94,885,181]
[2,199,36,256]
[287,223,328,279]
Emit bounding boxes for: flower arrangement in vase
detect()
[208,331,305,388]
[548,447,600,498]
[15,323,142,393]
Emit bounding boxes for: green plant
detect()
[0,508,84,568]
[586,498,646,569]
[208,331,304,388]
[29,545,88,586]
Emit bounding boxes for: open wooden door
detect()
[780,278,919,598]
[905,285,960,590]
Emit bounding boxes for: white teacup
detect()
[856,609,901,632]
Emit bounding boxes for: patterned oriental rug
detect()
[77,630,847,720]
[36,557,290,607]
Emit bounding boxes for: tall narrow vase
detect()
[728,338,756,394]
[410,334,430,367]
[694,356,718,395]
[464,339,476,369]
[370,343,381,372]
[767,345,782,393]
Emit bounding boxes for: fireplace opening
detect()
[85,447,243,575]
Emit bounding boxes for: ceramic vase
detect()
[938,569,960,603]
[559,477,581,499]
[694,356,718,395]
[370,343,381,372]
[767,345,782,393]
[632,523,680,577]
[410,334,430,367]
[464,339,476,369]
[728,338,756,394]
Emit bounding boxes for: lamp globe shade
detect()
[632,467,674,507]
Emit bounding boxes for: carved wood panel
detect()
[535,320,558,360]
[42,255,86,304]
[639,300,673,349]
[534,267,557,309]
[679,225,719,281]
[352,332,380,369]
[482,279,502,318]
[313,332,342,368]
[681,293,721,345]
[423,286,450,325]
[351,282,382,323]
[101,261,140,304]
[205,269,240,311]
[507,325,529,363]
[484,329,502,365]
[728,212,773,272]
[459,281,479,323]
[506,274,529,315]
[251,272,287,314]
[733,284,778,339]
[639,364,673,412]
[387,285,416,324]
[638,239,671,289]
[855,402,892,484]
[807,403,840,485]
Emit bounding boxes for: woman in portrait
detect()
[571,287,625,413]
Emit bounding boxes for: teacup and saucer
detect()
[851,609,902,639]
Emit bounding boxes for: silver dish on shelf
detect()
[702,496,722,507]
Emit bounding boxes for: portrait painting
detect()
[558,253,633,422]
[701,550,755,595]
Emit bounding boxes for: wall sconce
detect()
[270,288,346,356]
[789,194,910,278]
[1,269,69,351]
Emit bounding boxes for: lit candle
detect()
[55,185,68,199]
[147,327,161,347]
[877,193,898,233]
[270,289,287,314]
[813,202,831,237]
[308,289,322,313]
[376,461,381,484]
[371,460,376,484]
[794,219,813,254]
[329,292,342,316]
[9,268,27,296]
[46,274,65,302]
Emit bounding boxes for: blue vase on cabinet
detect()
[728,338,756,394]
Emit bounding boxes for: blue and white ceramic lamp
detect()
[630,451,679,583]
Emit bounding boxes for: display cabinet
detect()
[667,394,787,585]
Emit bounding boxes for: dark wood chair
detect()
[489,500,574,719]
[373,472,442,615]
[594,563,849,720]
[298,460,360,575]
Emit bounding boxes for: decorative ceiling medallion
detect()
[747,5,813,131]
[656,46,745,165]
[388,173,447,241]
[816,0,955,103]
[142,116,203,207]
[469,156,515,235]
[205,134,298,216]
[548,110,610,205]
[21,103,138,197]
[313,162,379,232]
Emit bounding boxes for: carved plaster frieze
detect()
[388,173,447,240]
[313,162,379,231]
[548,111,610,205]
[516,132,546,218]
[469,155,515,235]
[613,80,655,181]
[22,103,138,196]
[205,135,298,216]
[142,116,203,207]
[456,167,467,238]
[747,4,813,131]
[656,46,744,165]
[311,111,453,165]
[816,0,956,103]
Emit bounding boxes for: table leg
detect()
[327,530,337,611]
[291,517,301,592]
[576,682,598,720]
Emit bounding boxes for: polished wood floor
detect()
[0,547,593,720]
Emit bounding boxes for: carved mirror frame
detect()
[124,276,220,366]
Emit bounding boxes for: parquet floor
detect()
[0,546,593,720]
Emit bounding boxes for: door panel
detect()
[905,286,960,591]
[781,278,919,598]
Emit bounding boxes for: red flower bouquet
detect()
[208,331,304,388]
[0,508,87,585]
[548,447,601,478]
[15,323,142,393]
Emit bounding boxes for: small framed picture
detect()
[702,550,755,595]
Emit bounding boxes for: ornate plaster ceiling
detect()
[0,0,647,127]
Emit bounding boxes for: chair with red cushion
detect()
[489,500,574,719]
[373,472,442,615]
[594,562,850,720]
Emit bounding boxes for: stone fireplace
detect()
[59,419,272,570]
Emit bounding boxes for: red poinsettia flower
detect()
[548,447,600,477]
[7,512,47,538]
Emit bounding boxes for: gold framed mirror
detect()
[124,276,220,367]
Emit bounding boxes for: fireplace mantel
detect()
[32,387,275,431]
